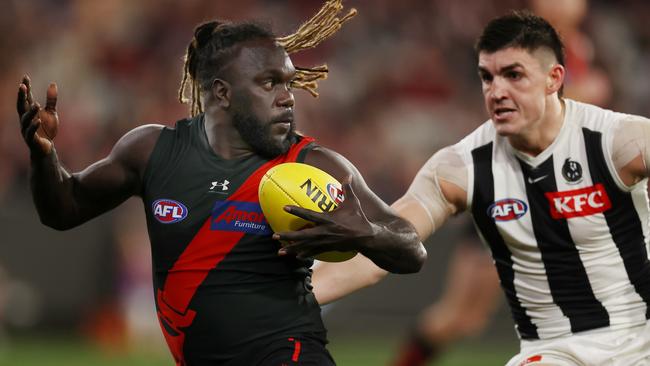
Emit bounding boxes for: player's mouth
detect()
[493,107,517,121]
[272,111,293,124]
[271,112,294,134]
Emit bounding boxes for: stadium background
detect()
[1,0,649,364]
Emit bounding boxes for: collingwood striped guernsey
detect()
[458,99,650,340]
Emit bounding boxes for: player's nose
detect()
[276,86,294,108]
[489,77,509,101]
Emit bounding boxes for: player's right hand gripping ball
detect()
[259,162,357,262]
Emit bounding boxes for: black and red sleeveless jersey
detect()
[141,115,327,365]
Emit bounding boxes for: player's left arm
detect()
[611,116,650,185]
[274,146,427,274]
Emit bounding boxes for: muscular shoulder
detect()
[610,115,650,186]
[111,124,164,175]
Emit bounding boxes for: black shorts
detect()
[254,337,336,366]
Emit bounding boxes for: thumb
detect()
[340,175,358,204]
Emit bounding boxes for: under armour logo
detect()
[210,180,230,191]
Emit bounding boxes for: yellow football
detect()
[259,162,358,262]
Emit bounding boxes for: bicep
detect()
[72,124,162,217]
[73,155,138,209]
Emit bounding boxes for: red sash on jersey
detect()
[156,137,314,366]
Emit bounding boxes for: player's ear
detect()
[546,63,565,95]
[212,78,231,108]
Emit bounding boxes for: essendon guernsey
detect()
[141,115,326,365]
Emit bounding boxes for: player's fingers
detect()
[22,75,34,106]
[17,84,29,117]
[24,118,41,144]
[283,205,328,223]
[341,174,353,187]
[273,228,313,242]
[45,83,57,111]
[340,176,360,205]
[20,104,40,131]
[294,246,329,260]
[277,240,306,256]
[280,241,312,258]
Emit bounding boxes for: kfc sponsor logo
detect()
[545,183,611,219]
[488,198,528,221]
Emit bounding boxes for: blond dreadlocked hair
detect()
[178,0,357,117]
[277,0,356,97]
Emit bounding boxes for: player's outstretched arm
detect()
[17,75,162,230]
[275,147,427,274]
[311,146,466,304]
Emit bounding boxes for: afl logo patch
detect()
[562,158,583,184]
[488,198,528,221]
[152,199,188,224]
[327,183,344,205]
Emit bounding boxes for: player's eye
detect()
[262,80,274,90]
[479,72,493,83]
[506,71,522,80]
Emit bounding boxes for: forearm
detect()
[312,254,388,305]
[360,217,426,274]
[30,149,82,230]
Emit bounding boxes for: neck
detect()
[508,97,565,157]
[203,111,254,159]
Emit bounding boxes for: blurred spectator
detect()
[1,0,649,360]
[530,0,612,106]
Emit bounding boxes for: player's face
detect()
[478,47,559,137]
[228,40,297,158]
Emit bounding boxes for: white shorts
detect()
[505,322,650,366]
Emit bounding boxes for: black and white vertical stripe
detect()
[472,143,539,339]
[465,99,650,340]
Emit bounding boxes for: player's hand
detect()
[274,177,374,259]
[17,75,59,155]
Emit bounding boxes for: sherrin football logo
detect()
[299,179,339,212]
[488,198,528,221]
[152,199,188,224]
[327,183,344,205]
[258,162,357,262]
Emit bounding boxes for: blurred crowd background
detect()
[1,0,650,364]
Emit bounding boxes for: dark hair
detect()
[179,20,275,117]
[476,10,565,66]
[475,10,565,96]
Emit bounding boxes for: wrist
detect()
[30,145,56,166]
[29,137,55,159]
